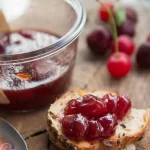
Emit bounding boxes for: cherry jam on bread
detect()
[61,94,131,141]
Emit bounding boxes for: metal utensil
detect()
[0,118,28,150]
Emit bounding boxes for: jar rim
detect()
[0,0,86,65]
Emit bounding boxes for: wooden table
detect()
[1,1,150,149]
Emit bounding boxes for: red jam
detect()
[0,29,75,111]
[62,94,131,141]
[0,137,14,150]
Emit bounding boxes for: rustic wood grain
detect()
[26,132,49,150]
[0,1,150,150]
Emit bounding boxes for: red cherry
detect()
[136,42,150,68]
[111,35,135,55]
[85,120,103,141]
[125,7,138,25]
[87,28,111,54]
[65,99,80,115]
[98,114,117,138]
[78,95,107,117]
[61,114,87,141]
[115,96,131,120]
[117,20,135,37]
[107,52,132,78]
[102,93,118,113]
[99,2,113,22]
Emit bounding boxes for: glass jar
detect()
[0,0,86,111]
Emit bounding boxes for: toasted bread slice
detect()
[47,89,150,150]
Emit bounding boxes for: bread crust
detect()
[47,89,150,150]
[103,109,150,150]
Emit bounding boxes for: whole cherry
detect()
[136,42,150,68]
[111,35,135,55]
[107,52,132,78]
[125,7,138,25]
[98,2,113,22]
[87,28,111,54]
[117,20,135,37]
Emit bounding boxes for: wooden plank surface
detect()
[0,1,150,149]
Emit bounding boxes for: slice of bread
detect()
[47,89,150,150]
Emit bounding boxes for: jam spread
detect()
[61,94,131,141]
[0,29,75,111]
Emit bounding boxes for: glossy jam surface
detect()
[0,29,75,111]
[62,94,131,141]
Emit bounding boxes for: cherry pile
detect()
[98,2,137,37]
[61,94,131,141]
[87,1,138,78]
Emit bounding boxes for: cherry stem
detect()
[97,0,119,53]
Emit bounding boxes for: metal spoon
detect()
[0,118,28,150]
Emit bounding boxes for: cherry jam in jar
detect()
[0,0,86,111]
[0,29,76,111]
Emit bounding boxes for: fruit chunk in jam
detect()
[62,114,87,141]
[78,95,107,117]
[62,93,131,141]
[115,95,131,120]
[98,114,117,138]
[0,29,75,111]
[65,95,107,117]
[65,99,81,115]
[85,120,103,141]
[102,94,118,113]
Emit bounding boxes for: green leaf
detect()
[114,6,126,26]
